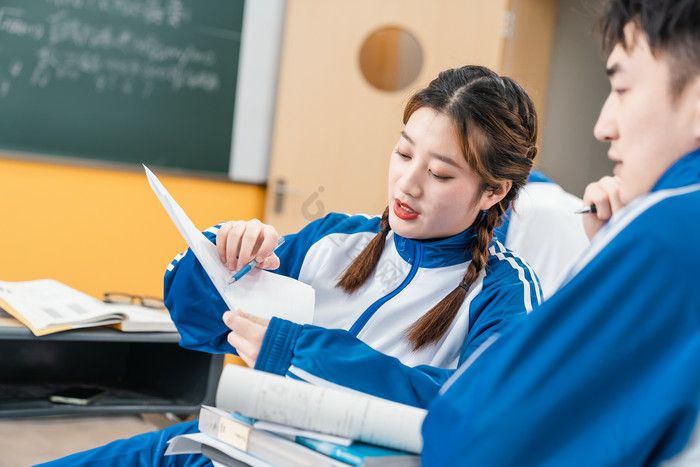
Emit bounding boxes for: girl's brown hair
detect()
[337,65,537,350]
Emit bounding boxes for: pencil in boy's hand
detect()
[228,236,286,285]
[575,204,597,214]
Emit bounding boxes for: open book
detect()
[215,364,426,454]
[0,278,177,336]
[145,166,315,324]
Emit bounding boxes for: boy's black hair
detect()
[598,0,700,97]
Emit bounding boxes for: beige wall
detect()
[0,155,265,299]
[539,0,614,196]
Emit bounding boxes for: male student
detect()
[421,0,700,465]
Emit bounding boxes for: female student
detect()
[38,65,540,466]
[166,64,541,407]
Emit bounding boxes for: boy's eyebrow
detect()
[400,131,461,168]
[606,63,621,77]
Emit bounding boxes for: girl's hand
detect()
[216,219,281,272]
[223,310,270,367]
[581,175,623,241]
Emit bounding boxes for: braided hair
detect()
[337,65,537,350]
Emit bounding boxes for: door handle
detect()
[273,179,302,214]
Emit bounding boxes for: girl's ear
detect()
[478,180,512,211]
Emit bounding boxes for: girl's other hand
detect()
[223,310,270,367]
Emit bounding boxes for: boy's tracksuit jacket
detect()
[421,148,700,466]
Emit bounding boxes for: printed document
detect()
[145,166,314,324]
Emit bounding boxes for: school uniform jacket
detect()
[495,170,590,298]
[422,148,700,466]
[164,213,541,408]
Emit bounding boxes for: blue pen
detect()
[227,236,285,285]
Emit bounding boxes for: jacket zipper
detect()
[348,242,423,336]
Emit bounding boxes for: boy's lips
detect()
[393,198,419,220]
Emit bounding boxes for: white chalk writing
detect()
[0,0,231,98]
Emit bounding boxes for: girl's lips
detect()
[393,198,419,220]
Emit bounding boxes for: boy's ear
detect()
[478,180,513,211]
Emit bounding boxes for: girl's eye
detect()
[394,149,410,159]
[429,170,452,181]
[613,88,627,96]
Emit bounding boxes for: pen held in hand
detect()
[575,204,597,214]
[228,236,286,285]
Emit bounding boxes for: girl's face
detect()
[387,107,505,240]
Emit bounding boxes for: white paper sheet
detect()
[145,166,314,324]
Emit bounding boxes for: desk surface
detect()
[0,324,182,343]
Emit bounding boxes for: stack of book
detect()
[165,365,426,466]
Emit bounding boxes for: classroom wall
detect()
[539,0,614,196]
[0,154,265,299]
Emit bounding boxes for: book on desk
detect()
[0,278,176,336]
[165,365,424,466]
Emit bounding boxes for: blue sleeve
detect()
[460,248,539,358]
[253,257,538,410]
[163,213,369,353]
[255,318,455,409]
[421,208,700,465]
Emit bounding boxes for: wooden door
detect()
[264,0,556,235]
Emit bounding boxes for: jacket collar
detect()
[391,227,477,268]
[652,147,700,193]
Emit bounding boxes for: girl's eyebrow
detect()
[400,130,462,168]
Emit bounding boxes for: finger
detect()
[237,309,270,326]
[605,176,624,213]
[254,226,280,263]
[225,313,267,366]
[236,219,266,270]
[216,222,234,265]
[222,310,235,330]
[230,312,268,339]
[227,331,257,367]
[256,254,281,271]
[224,221,248,270]
[583,176,615,221]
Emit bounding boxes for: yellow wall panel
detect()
[0,155,265,299]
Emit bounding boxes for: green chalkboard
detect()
[0,0,245,175]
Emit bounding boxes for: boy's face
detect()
[594,23,700,205]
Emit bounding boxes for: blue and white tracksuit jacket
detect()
[422,148,700,466]
[165,212,542,408]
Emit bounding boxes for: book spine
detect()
[198,406,220,437]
